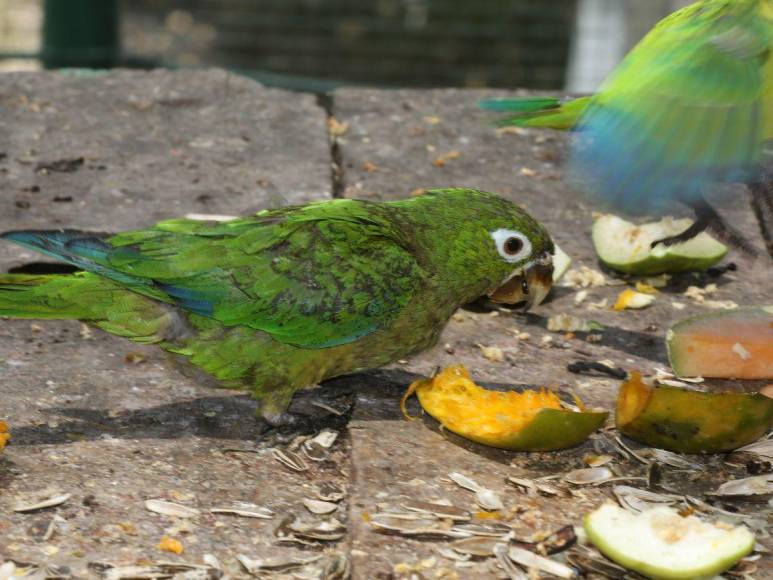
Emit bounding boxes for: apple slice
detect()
[585,503,755,579]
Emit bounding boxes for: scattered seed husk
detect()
[314,481,346,503]
[566,547,629,579]
[436,547,472,562]
[635,448,704,470]
[322,554,350,580]
[370,513,465,538]
[507,547,576,578]
[583,454,614,468]
[310,429,339,449]
[273,448,308,472]
[448,472,504,511]
[507,476,561,496]
[735,437,773,459]
[13,493,71,513]
[302,442,329,462]
[564,467,614,485]
[236,554,322,574]
[684,496,764,523]
[512,525,577,555]
[209,505,274,519]
[287,518,347,542]
[144,499,200,519]
[476,489,504,511]
[450,536,502,557]
[202,554,221,571]
[402,500,470,521]
[710,475,773,498]
[494,543,529,580]
[89,562,222,580]
[613,485,681,513]
[452,521,512,537]
[303,498,338,515]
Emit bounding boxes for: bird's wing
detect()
[1,200,426,349]
[480,96,592,130]
[572,0,772,213]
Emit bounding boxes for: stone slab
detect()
[333,88,773,578]
[0,69,339,576]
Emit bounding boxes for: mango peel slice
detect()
[402,365,608,451]
[616,373,773,454]
[0,421,9,451]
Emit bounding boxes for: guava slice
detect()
[616,372,773,453]
[592,214,727,275]
[585,503,755,580]
[667,307,773,380]
[402,365,608,451]
[552,244,572,283]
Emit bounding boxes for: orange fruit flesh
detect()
[616,372,653,427]
[412,365,562,438]
[677,331,773,379]
[0,421,9,451]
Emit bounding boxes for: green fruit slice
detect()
[402,365,608,451]
[552,244,572,283]
[667,306,773,380]
[585,503,755,580]
[592,214,727,275]
[616,373,773,453]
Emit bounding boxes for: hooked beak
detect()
[488,256,554,310]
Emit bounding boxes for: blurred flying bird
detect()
[482,0,773,255]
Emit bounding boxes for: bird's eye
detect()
[504,237,523,255]
[490,228,532,263]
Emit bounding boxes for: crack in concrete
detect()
[316,93,346,199]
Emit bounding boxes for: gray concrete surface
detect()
[0,72,770,579]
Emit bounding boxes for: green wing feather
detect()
[571,0,772,212]
[3,200,427,349]
[480,96,591,130]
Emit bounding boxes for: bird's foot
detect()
[650,197,758,257]
[750,179,773,259]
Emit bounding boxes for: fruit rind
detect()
[667,307,773,380]
[616,373,773,453]
[407,366,608,452]
[592,214,727,275]
[458,408,608,451]
[585,503,755,580]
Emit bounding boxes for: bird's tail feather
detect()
[0,273,96,319]
[479,96,592,130]
[0,273,171,343]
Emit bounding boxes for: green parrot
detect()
[0,189,554,426]
[482,0,773,253]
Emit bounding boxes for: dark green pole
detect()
[42,0,119,69]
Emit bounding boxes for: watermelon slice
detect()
[667,307,773,379]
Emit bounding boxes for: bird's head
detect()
[396,189,555,309]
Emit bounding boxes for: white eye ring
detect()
[491,229,532,263]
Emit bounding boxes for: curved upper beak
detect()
[488,256,554,310]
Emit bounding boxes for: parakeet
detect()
[0,189,554,426]
[482,0,773,253]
